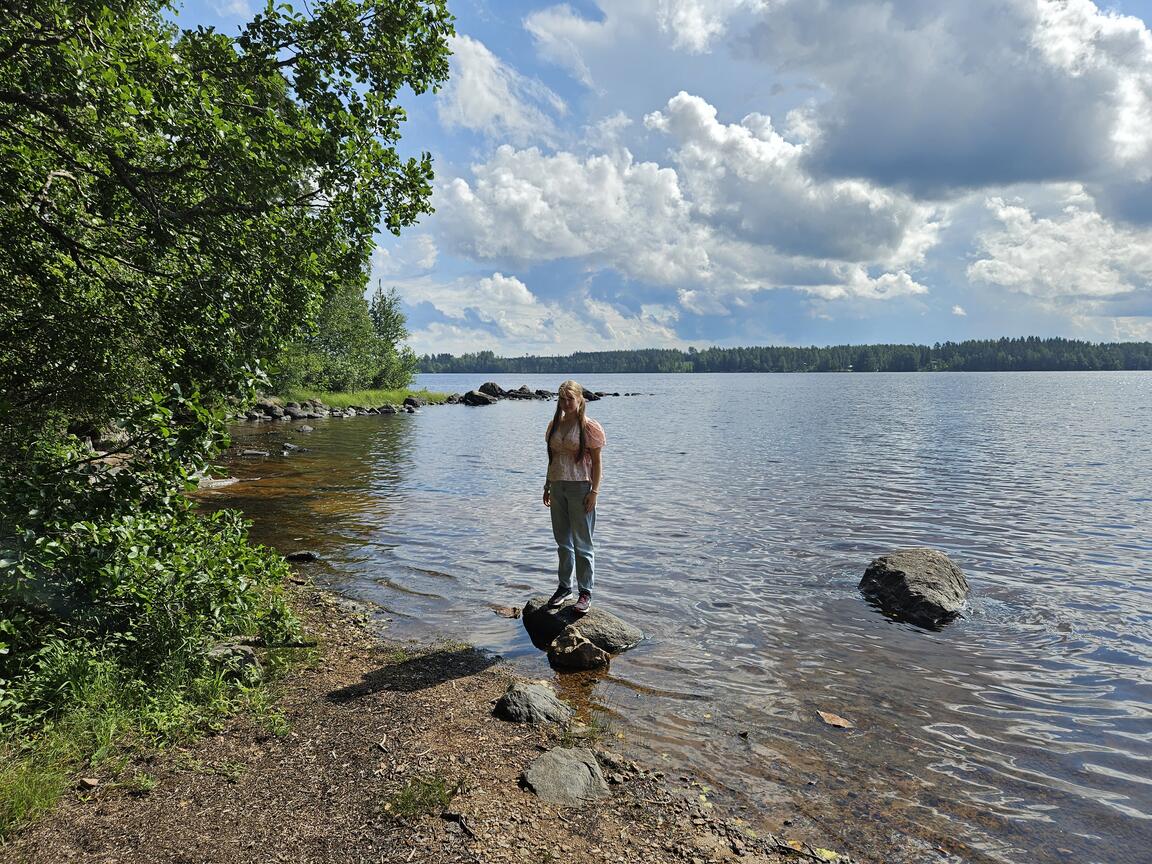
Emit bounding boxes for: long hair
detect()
[546,380,587,466]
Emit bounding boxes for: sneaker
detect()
[572,591,592,614]
[546,586,572,608]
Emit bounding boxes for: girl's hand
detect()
[583,490,597,513]
[542,489,551,507]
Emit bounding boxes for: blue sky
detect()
[178,0,1152,354]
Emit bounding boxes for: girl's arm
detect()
[584,448,602,513]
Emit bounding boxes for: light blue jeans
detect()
[549,480,595,594]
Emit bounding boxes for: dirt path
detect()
[3,580,858,864]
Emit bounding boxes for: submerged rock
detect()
[522,747,609,807]
[859,547,969,628]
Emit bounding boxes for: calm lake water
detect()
[209,372,1152,864]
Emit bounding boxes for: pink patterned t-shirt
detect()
[546,418,606,482]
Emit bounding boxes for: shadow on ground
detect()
[326,646,500,699]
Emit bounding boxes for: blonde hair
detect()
[547,380,588,465]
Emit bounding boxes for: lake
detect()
[209,371,1152,864]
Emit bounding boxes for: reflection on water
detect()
[204,372,1152,864]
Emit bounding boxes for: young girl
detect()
[542,380,605,614]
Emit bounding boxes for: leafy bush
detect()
[0,401,298,734]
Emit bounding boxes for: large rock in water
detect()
[522,747,609,807]
[462,390,497,406]
[523,596,643,653]
[859,548,970,628]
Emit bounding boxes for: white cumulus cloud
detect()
[746,0,1152,201]
[396,273,687,355]
[435,91,940,310]
[437,34,566,144]
[643,91,943,266]
[372,234,438,276]
[968,191,1152,337]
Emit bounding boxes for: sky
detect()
[180,0,1152,354]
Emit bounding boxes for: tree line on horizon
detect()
[418,337,1152,374]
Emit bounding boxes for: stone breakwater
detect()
[229,396,423,422]
[231,382,646,422]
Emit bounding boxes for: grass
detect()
[384,772,460,820]
[557,711,614,748]
[0,649,301,840]
[0,740,72,839]
[278,388,450,408]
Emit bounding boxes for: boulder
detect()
[522,748,608,808]
[548,628,610,670]
[493,682,574,724]
[206,641,262,681]
[859,547,969,628]
[522,596,643,653]
[403,395,425,408]
[462,390,497,406]
[478,381,506,399]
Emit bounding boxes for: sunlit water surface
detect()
[206,372,1152,864]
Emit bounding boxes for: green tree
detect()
[1,0,452,447]
[368,283,418,389]
[0,0,453,780]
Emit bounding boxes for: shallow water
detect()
[206,372,1152,863]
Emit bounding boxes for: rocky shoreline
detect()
[230,382,643,423]
[5,574,861,864]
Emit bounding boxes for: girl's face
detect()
[558,389,582,415]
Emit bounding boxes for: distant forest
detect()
[419,337,1152,374]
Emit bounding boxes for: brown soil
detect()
[2,579,858,864]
